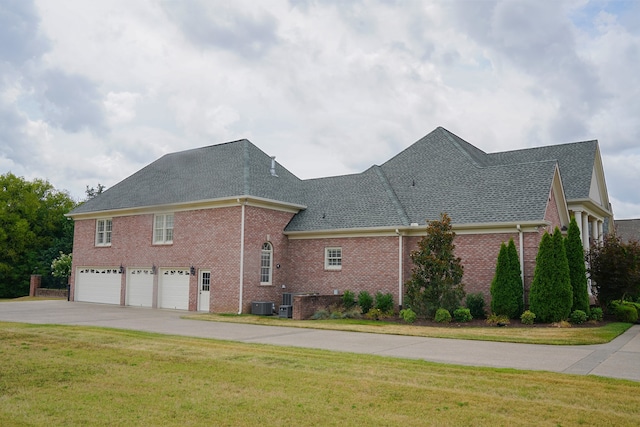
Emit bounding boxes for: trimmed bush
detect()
[569,310,588,325]
[342,290,356,310]
[520,310,536,325]
[565,218,590,315]
[399,308,417,324]
[374,292,394,314]
[529,228,573,323]
[357,291,374,314]
[590,307,603,321]
[465,292,486,319]
[486,313,510,326]
[365,308,385,320]
[615,304,639,323]
[490,239,523,319]
[434,308,452,323]
[453,307,472,322]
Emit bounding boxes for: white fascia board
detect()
[567,199,612,220]
[66,196,306,220]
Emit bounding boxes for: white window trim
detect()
[260,242,273,285]
[95,218,112,247]
[153,213,174,245]
[324,247,342,270]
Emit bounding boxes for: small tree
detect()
[490,239,523,318]
[51,252,72,284]
[404,213,465,318]
[588,235,640,305]
[529,228,573,323]
[565,218,590,315]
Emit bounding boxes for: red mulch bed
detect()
[383,316,614,328]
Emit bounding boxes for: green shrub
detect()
[434,308,452,323]
[365,308,387,320]
[615,304,638,323]
[465,292,486,319]
[565,218,590,315]
[520,310,536,325]
[486,313,510,326]
[357,291,374,314]
[342,306,362,319]
[342,290,356,310]
[490,239,523,319]
[399,308,417,324]
[590,307,603,321]
[569,310,588,325]
[374,292,394,314]
[453,307,472,322]
[311,309,330,320]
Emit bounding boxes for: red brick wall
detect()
[544,189,563,231]
[286,236,401,307]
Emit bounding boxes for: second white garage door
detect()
[75,267,121,305]
[126,268,154,307]
[158,269,190,310]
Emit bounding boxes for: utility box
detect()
[279,305,293,318]
[251,301,274,316]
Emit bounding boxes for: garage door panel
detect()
[126,268,154,307]
[76,267,121,305]
[159,269,190,310]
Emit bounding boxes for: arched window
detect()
[260,242,273,284]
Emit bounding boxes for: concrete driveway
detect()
[1,300,639,382]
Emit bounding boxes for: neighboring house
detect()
[67,127,612,313]
[615,219,640,243]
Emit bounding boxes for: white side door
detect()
[198,270,211,312]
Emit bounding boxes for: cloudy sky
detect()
[1,0,639,218]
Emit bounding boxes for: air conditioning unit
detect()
[251,301,274,316]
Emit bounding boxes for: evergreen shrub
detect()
[465,292,486,319]
[399,308,417,324]
[374,292,394,314]
[490,239,523,318]
[569,310,588,325]
[453,307,472,322]
[434,308,452,323]
[342,290,356,310]
[615,304,638,323]
[520,310,536,325]
[358,291,374,314]
[589,307,603,321]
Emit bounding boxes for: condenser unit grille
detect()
[251,301,274,316]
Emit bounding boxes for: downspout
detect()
[238,199,246,314]
[396,229,403,310]
[517,224,524,305]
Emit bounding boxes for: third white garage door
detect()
[126,268,154,307]
[158,269,190,310]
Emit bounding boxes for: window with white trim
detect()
[95,219,112,246]
[260,242,273,284]
[153,214,174,244]
[324,247,342,270]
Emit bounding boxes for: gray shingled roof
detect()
[71,140,306,214]
[615,219,640,243]
[71,127,596,232]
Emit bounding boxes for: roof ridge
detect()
[372,166,410,226]
[488,139,598,156]
[438,127,486,168]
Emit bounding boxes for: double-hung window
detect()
[260,242,273,284]
[154,214,174,244]
[324,247,342,270]
[95,219,112,246]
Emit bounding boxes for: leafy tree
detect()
[588,235,640,305]
[85,183,105,200]
[0,173,76,297]
[404,213,465,318]
[490,238,523,318]
[529,228,573,323]
[565,218,590,315]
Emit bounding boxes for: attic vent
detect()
[270,156,278,177]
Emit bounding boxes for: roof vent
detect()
[270,156,278,177]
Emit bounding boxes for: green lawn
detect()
[184,313,632,345]
[1,322,639,426]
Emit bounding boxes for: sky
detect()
[1,0,639,219]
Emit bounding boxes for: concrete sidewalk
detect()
[1,300,639,382]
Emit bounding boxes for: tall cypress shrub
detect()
[565,218,590,315]
[490,239,523,318]
[529,228,573,322]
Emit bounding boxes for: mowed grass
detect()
[184,313,632,345]
[1,322,639,426]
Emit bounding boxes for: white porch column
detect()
[582,213,590,251]
[574,211,584,245]
[591,219,599,246]
[598,221,604,244]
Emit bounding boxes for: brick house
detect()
[67,127,612,313]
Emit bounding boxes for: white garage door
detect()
[75,267,121,305]
[158,269,190,310]
[126,268,154,307]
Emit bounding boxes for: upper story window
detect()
[95,219,112,246]
[260,242,273,284]
[325,247,342,270]
[154,214,174,244]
